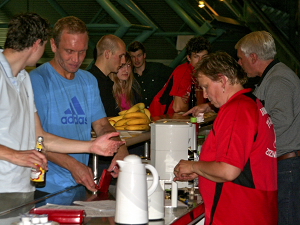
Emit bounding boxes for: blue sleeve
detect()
[30,67,49,123]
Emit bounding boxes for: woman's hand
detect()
[174,160,242,183]
[183,103,213,117]
[173,160,198,181]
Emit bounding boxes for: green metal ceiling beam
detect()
[87,24,152,30]
[116,0,157,43]
[170,48,187,69]
[0,0,10,9]
[95,0,131,37]
[89,8,105,24]
[177,0,207,24]
[87,24,119,29]
[46,0,68,17]
[165,0,209,36]
[222,0,243,18]
[88,31,197,36]
[117,0,157,28]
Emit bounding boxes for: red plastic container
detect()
[96,169,113,193]
[30,208,85,224]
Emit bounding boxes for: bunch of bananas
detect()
[109,103,151,131]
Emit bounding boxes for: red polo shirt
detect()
[149,62,193,117]
[199,89,278,225]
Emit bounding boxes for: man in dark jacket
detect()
[128,41,174,108]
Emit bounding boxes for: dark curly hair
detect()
[4,12,51,51]
[186,36,211,56]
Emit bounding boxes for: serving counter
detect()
[121,131,150,147]
[0,185,205,225]
[0,112,216,224]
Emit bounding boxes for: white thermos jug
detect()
[147,175,164,220]
[115,155,159,225]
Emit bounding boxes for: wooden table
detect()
[120,131,150,147]
[91,131,150,147]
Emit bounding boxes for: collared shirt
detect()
[133,62,173,108]
[253,60,300,156]
[0,49,26,91]
[0,49,36,193]
[256,59,279,88]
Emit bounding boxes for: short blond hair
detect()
[53,16,88,47]
[194,51,248,86]
[96,34,123,57]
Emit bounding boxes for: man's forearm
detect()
[0,145,16,162]
[93,118,117,136]
[93,117,129,156]
[46,151,77,171]
[46,150,96,192]
[173,96,189,113]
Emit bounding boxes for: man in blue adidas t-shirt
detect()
[30,16,128,197]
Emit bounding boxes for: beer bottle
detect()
[31,136,47,187]
[189,82,197,109]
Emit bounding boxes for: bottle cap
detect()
[37,136,44,142]
[190,117,197,123]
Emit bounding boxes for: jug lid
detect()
[117,155,145,173]
[123,154,142,164]
[150,120,191,127]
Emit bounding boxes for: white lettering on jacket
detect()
[266,117,273,128]
[260,107,268,116]
[265,148,276,158]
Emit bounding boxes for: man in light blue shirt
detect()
[30,16,128,196]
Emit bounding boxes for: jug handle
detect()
[145,164,159,196]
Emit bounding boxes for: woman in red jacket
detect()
[174,52,278,225]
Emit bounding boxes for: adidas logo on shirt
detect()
[61,96,87,124]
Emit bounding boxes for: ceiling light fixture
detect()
[198,1,205,8]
